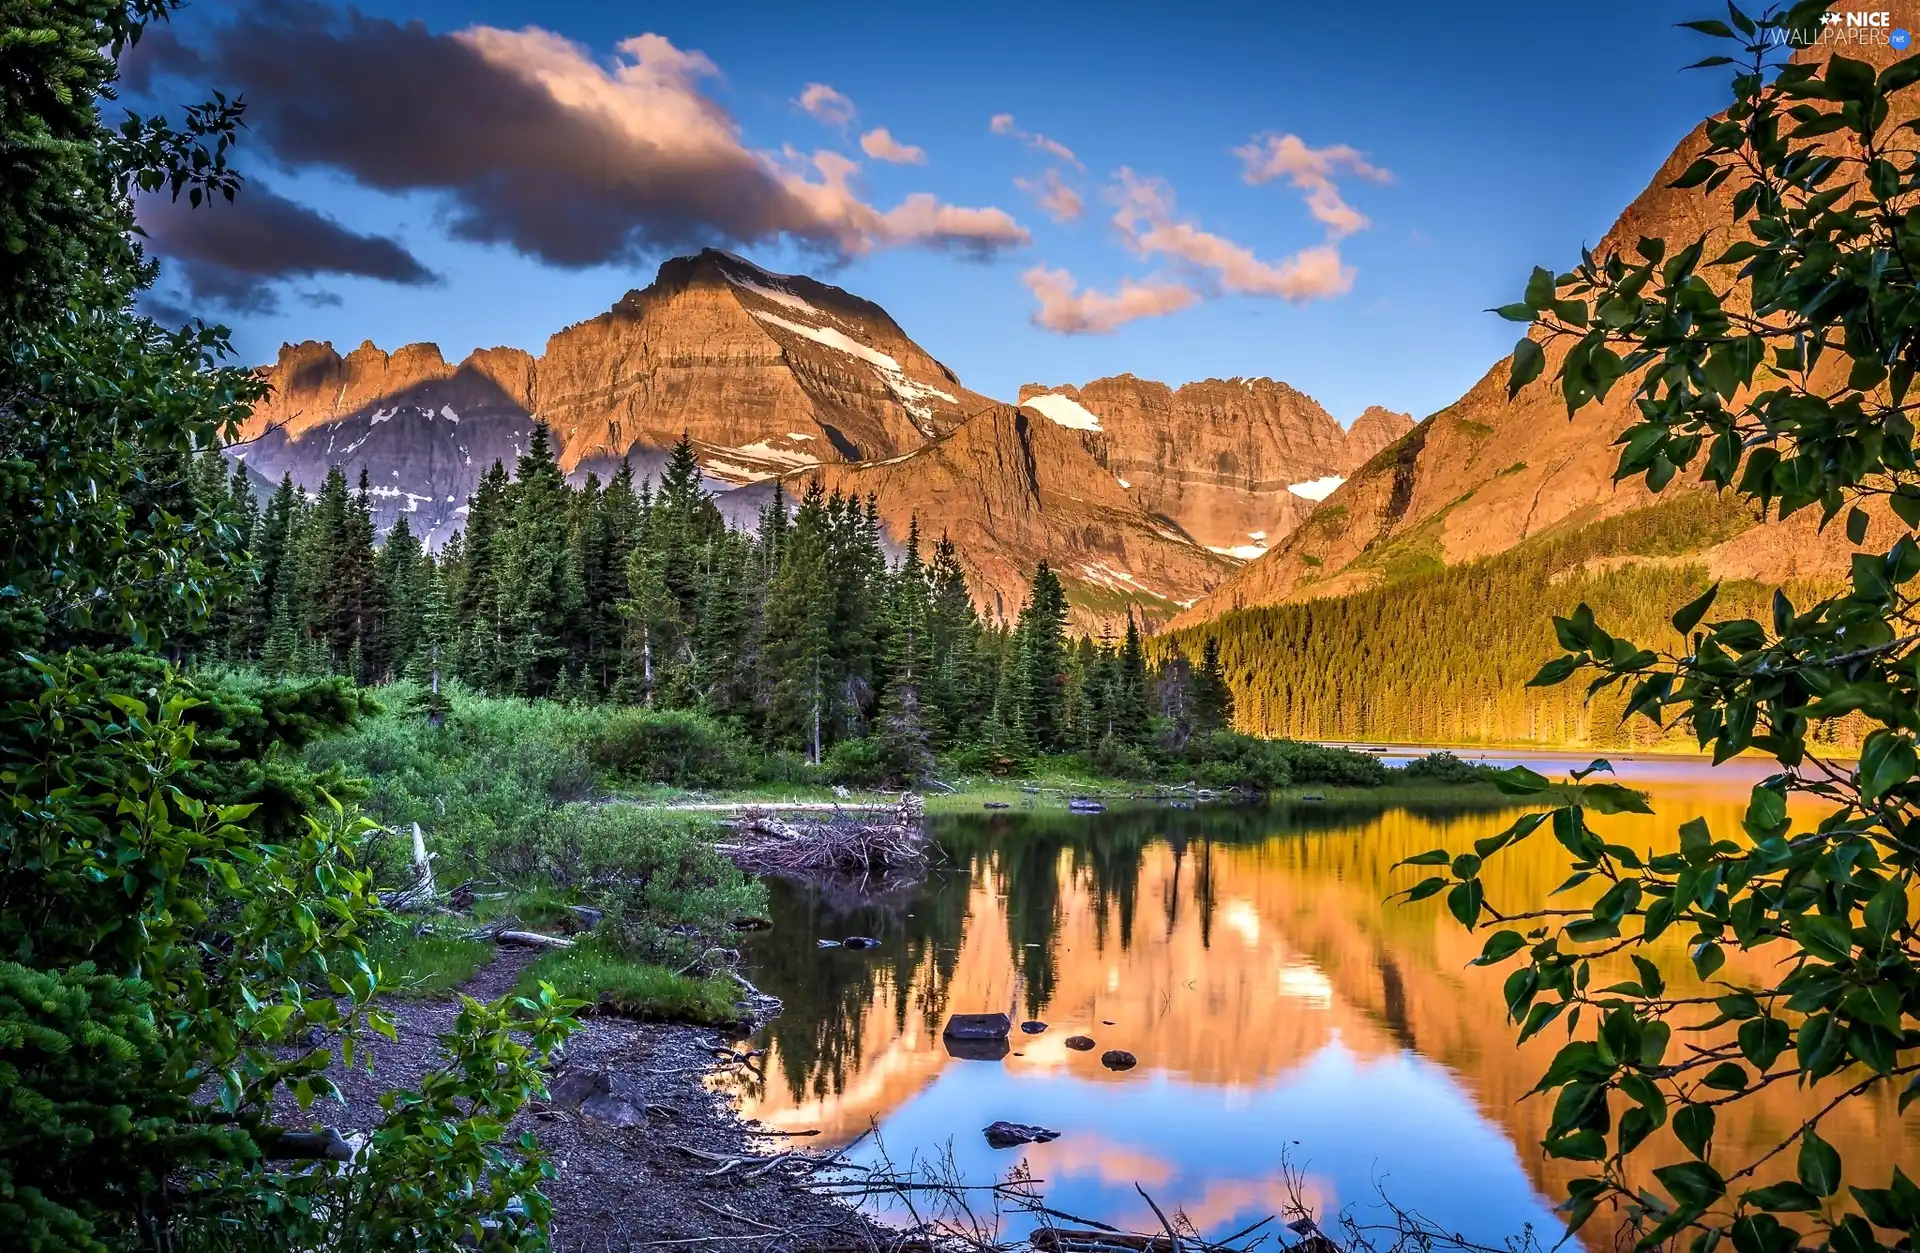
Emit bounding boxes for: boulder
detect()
[944,1036,1011,1062]
[1064,1035,1096,1051]
[944,1012,1011,1040]
[983,1120,1060,1149]
[842,936,881,950]
[1019,1021,1048,1034]
[1101,1050,1138,1071]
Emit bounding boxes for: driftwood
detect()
[714,795,926,879]
[258,1127,354,1163]
[494,929,575,950]
[378,822,439,913]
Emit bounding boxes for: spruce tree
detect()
[1193,635,1235,736]
[377,514,423,681]
[763,480,835,761]
[1014,562,1070,753]
[498,424,578,696]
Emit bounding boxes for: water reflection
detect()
[726,781,1919,1245]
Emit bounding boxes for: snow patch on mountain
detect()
[1287,475,1345,501]
[1078,561,1171,601]
[1022,393,1103,432]
[751,310,900,371]
[724,270,826,319]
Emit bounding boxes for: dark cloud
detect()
[137,1,1026,269]
[137,180,438,314]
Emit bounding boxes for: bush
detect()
[504,804,764,963]
[1401,750,1495,784]
[1178,732,1391,791]
[589,707,755,787]
[1088,735,1156,781]
[823,735,891,786]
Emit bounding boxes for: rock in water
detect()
[983,1120,1060,1150]
[944,1036,1010,1062]
[1101,1050,1138,1071]
[1019,1020,1048,1034]
[944,1012,1011,1040]
[815,939,842,949]
[1063,1035,1096,1051]
[842,936,881,950]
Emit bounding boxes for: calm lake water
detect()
[724,759,1918,1245]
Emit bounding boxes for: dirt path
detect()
[294,947,884,1251]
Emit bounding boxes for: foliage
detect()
[588,706,757,787]
[1409,8,1920,1248]
[1402,751,1499,784]
[514,945,741,1025]
[0,5,580,1248]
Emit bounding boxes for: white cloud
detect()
[990,112,1082,168]
[859,127,927,165]
[1021,265,1198,334]
[1111,168,1354,302]
[1016,169,1085,222]
[796,82,855,125]
[1233,133,1392,238]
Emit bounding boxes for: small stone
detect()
[1019,1020,1048,1034]
[1100,1049,1138,1071]
[1064,1035,1096,1051]
[842,936,881,950]
[1101,1020,1116,1026]
[983,1120,1060,1149]
[984,801,1011,809]
[816,939,842,948]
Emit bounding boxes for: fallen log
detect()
[495,929,575,950]
[378,822,439,913]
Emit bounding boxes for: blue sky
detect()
[132,0,1721,425]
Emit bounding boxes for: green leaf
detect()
[1493,301,1537,322]
[1447,879,1486,928]
[1510,337,1546,396]
[1674,1103,1715,1159]
[1859,729,1916,800]
[1677,18,1736,36]
[1581,782,1653,814]
[1671,583,1720,636]
[1743,1181,1821,1212]
[1397,848,1451,867]
[1655,1159,1727,1208]
[1490,765,1551,795]
[1702,1061,1748,1090]
[1793,913,1854,964]
[1472,929,1528,966]
[1798,1128,1841,1197]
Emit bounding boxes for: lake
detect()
[725,759,1917,1246]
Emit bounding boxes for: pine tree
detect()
[1118,609,1152,745]
[453,460,510,688]
[377,514,423,681]
[763,480,835,761]
[1014,562,1070,753]
[498,424,578,696]
[1193,634,1235,736]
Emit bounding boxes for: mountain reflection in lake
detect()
[723,776,1920,1245]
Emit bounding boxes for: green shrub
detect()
[1401,750,1496,784]
[589,707,754,787]
[823,735,890,786]
[1088,735,1156,780]
[1267,738,1393,787]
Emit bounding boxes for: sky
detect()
[124,0,1724,426]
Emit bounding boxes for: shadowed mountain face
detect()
[1172,14,1920,629]
[1015,377,1411,559]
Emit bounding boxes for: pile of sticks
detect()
[715,795,927,878]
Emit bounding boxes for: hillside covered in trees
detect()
[1160,493,1847,749]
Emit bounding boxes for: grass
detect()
[367,927,493,1000]
[515,944,742,1025]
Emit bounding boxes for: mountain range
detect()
[238,248,1409,629]
[238,16,1906,638]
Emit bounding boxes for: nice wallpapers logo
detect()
[1771,9,1913,47]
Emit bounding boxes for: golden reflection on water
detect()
[727,778,1920,1241]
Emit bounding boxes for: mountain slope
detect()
[1170,19,1917,629]
[1014,376,1410,559]
[752,404,1236,631]
[236,249,994,538]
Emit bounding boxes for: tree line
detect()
[196,427,1238,778]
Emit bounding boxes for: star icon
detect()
[1821,10,1842,23]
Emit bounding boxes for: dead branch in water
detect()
[715,795,927,881]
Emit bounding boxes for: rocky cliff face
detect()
[1015,377,1411,559]
[750,404,1236,631]
[241,340,540,545]
[1170,16,1916,629]
[236,250,996,541]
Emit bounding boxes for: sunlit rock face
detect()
[236,249,996,544]
[745,404,1235,632]
[1015,376,1409,560]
